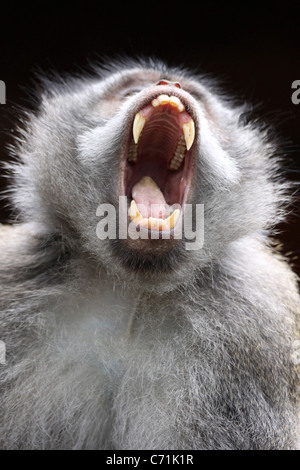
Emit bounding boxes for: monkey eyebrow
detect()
[111,75,150,95]
[121,85,144,97]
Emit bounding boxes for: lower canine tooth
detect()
[133,112,146,144]
[182,119,195,150]
[128,200,143,223]
[164,209,180,230]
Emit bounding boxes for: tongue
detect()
[131,176,167,219]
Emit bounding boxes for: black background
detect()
[0,1,299,275]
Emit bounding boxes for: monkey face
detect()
[81,69,204,277]
[12,61,281,284]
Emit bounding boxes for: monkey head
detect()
[10,60,283,286]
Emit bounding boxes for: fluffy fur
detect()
[0,59,299,449]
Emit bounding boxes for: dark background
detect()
[0,2,300,275]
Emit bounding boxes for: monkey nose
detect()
[156,79,182,89]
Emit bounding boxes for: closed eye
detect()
[121,88,144,98]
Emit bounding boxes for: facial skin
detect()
[0,59,299,450]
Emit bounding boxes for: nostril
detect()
[156,79,182,89]
[157,80,168,86]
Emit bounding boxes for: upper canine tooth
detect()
[133,112,146,144]
[182,119,195,150]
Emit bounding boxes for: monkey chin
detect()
[118,82,198,262]
[111,236,188,280]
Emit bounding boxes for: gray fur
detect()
[0,59,299,449]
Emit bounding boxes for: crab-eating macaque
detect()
[0,59,299,450]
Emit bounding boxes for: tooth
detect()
[128,200,143,223]
[164,209,180,230]
[152,98,160,107]
[139,217,165,231]
[157,94,170,105]
[169,161,181,170]
[135,210,180,231]
[149,217,164,231]
[128,140,138,162]
[182,119,195,150]
[133,112,146,144]
[138,218,153,230]
[169,134,187,170]
[169,96,184,112]
[169,96,180,107]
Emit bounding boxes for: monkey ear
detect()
[199,119,240,188]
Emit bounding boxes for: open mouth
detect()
[123,91,196,233]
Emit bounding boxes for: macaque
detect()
[0,59,299,449]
